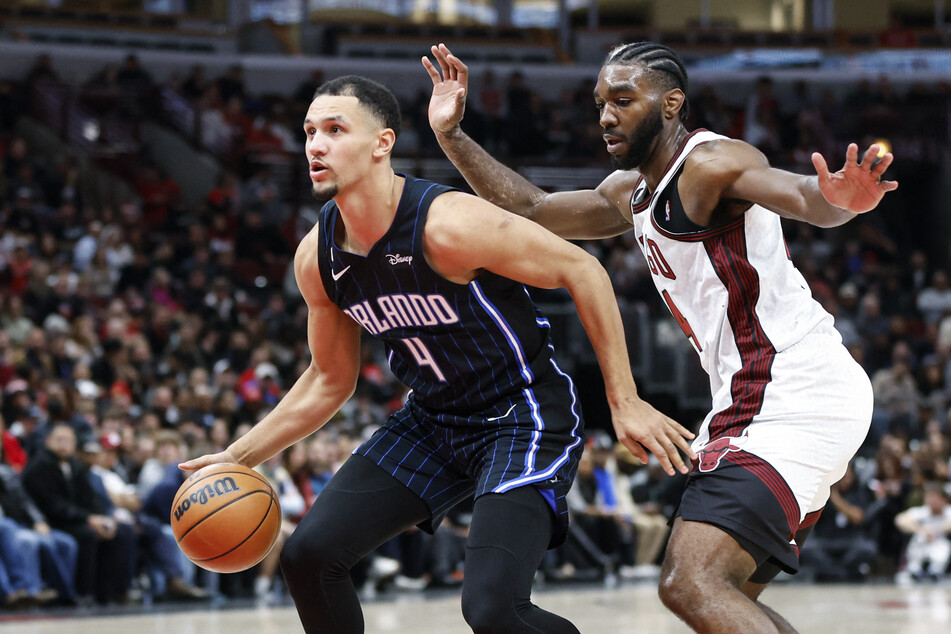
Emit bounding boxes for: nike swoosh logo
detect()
[331,265,351,281]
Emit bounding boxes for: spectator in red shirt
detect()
[134,165,181,231]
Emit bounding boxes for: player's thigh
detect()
[290,454,430,560]
[662,517,758,589]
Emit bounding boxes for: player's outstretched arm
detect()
[715,140,897,228]
[423,43,633,240]
[425,194,695,475]
[180,227,361,472]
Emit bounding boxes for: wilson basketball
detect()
[171,462,282,573]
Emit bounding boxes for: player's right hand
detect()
[610,396,695,476]
[179,449,239,472]
[422,42,469,134]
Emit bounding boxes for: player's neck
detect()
[335,170,404,256]
[640,125,690,192]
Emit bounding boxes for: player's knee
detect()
[280,529,347,585]
[461,587,517,633]
[658,562,704,615]
[460,567,520,632]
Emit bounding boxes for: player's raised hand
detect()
[179,449,239,471]
[422,42,469,134]
[611,397,695,476]
[812,142,898,213]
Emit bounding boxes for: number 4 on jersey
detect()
[402,337,447,382]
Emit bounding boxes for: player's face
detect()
[594,64,665,171]
[303,95,381,203]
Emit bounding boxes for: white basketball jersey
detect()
[630,130,834,403]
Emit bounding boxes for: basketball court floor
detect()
[0,581,947,633]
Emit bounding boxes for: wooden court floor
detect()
[0,582,948,633]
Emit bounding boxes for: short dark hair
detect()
[603,42,690,122]
[313,75,401,138]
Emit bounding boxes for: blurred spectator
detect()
[0,428,77,604]
[22,423,136,604]
[216,64,246,105]
[799,463,878,583]
[566,435,635,576]
[255,450,304,600]
[744,76,781,157]
[895,481,951,582]
[871,341,921,439]
[180,64,209,103]
[83,434,208,601]
[614,445,669,574]
[135,165,182,232]
[917,270,951,326]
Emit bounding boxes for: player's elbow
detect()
[560,252,612,294]
[310,362,359,402]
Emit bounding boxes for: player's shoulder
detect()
[687,137,768,169]
[425,190,487,240]
[294,221,322,274]
[597,169,644,206]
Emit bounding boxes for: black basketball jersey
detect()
[316,174,557,414]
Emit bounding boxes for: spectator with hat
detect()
[83,432,209,601]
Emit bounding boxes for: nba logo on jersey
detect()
[665,200,671,222]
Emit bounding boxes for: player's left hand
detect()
[610,397,695,476]
[812,142,898,213]
[422,42,469,134]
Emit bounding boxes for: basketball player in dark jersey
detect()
[182,76,695,633]
[424,43,897,633]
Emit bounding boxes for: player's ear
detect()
[374,128,396,157]
[663,88,686,121]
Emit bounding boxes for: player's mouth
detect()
[309,161,328,179]
[603,134,625,152]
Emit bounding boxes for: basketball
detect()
[171,463,282,573]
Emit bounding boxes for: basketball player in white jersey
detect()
[423,42,897,633]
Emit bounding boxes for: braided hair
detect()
[604,42,690,122]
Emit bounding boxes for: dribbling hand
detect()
[422,43,469,134]
[179,449,239,472]
[812,143,898,213]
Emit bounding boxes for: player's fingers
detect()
[859,144,881,170]
[622,437,650,465]
[447,51,468,86]
[811,152,830,181]
[667,418,696,440]
[871,152,894,177]
[658,434,690,474]
[179,455,218,471]
[880,180,899,192]
[431,44,451,78]
[645,438,676,476]
[668,427,696,460]
[435,43,456,81]
[845,142,859,167]
[421,56,441,85]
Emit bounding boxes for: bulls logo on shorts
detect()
[696,435,747,472]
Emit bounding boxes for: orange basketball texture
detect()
[171,463,282,573]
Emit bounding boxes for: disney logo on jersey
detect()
[386,253,413,266]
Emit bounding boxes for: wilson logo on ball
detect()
[173,476,241,521]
